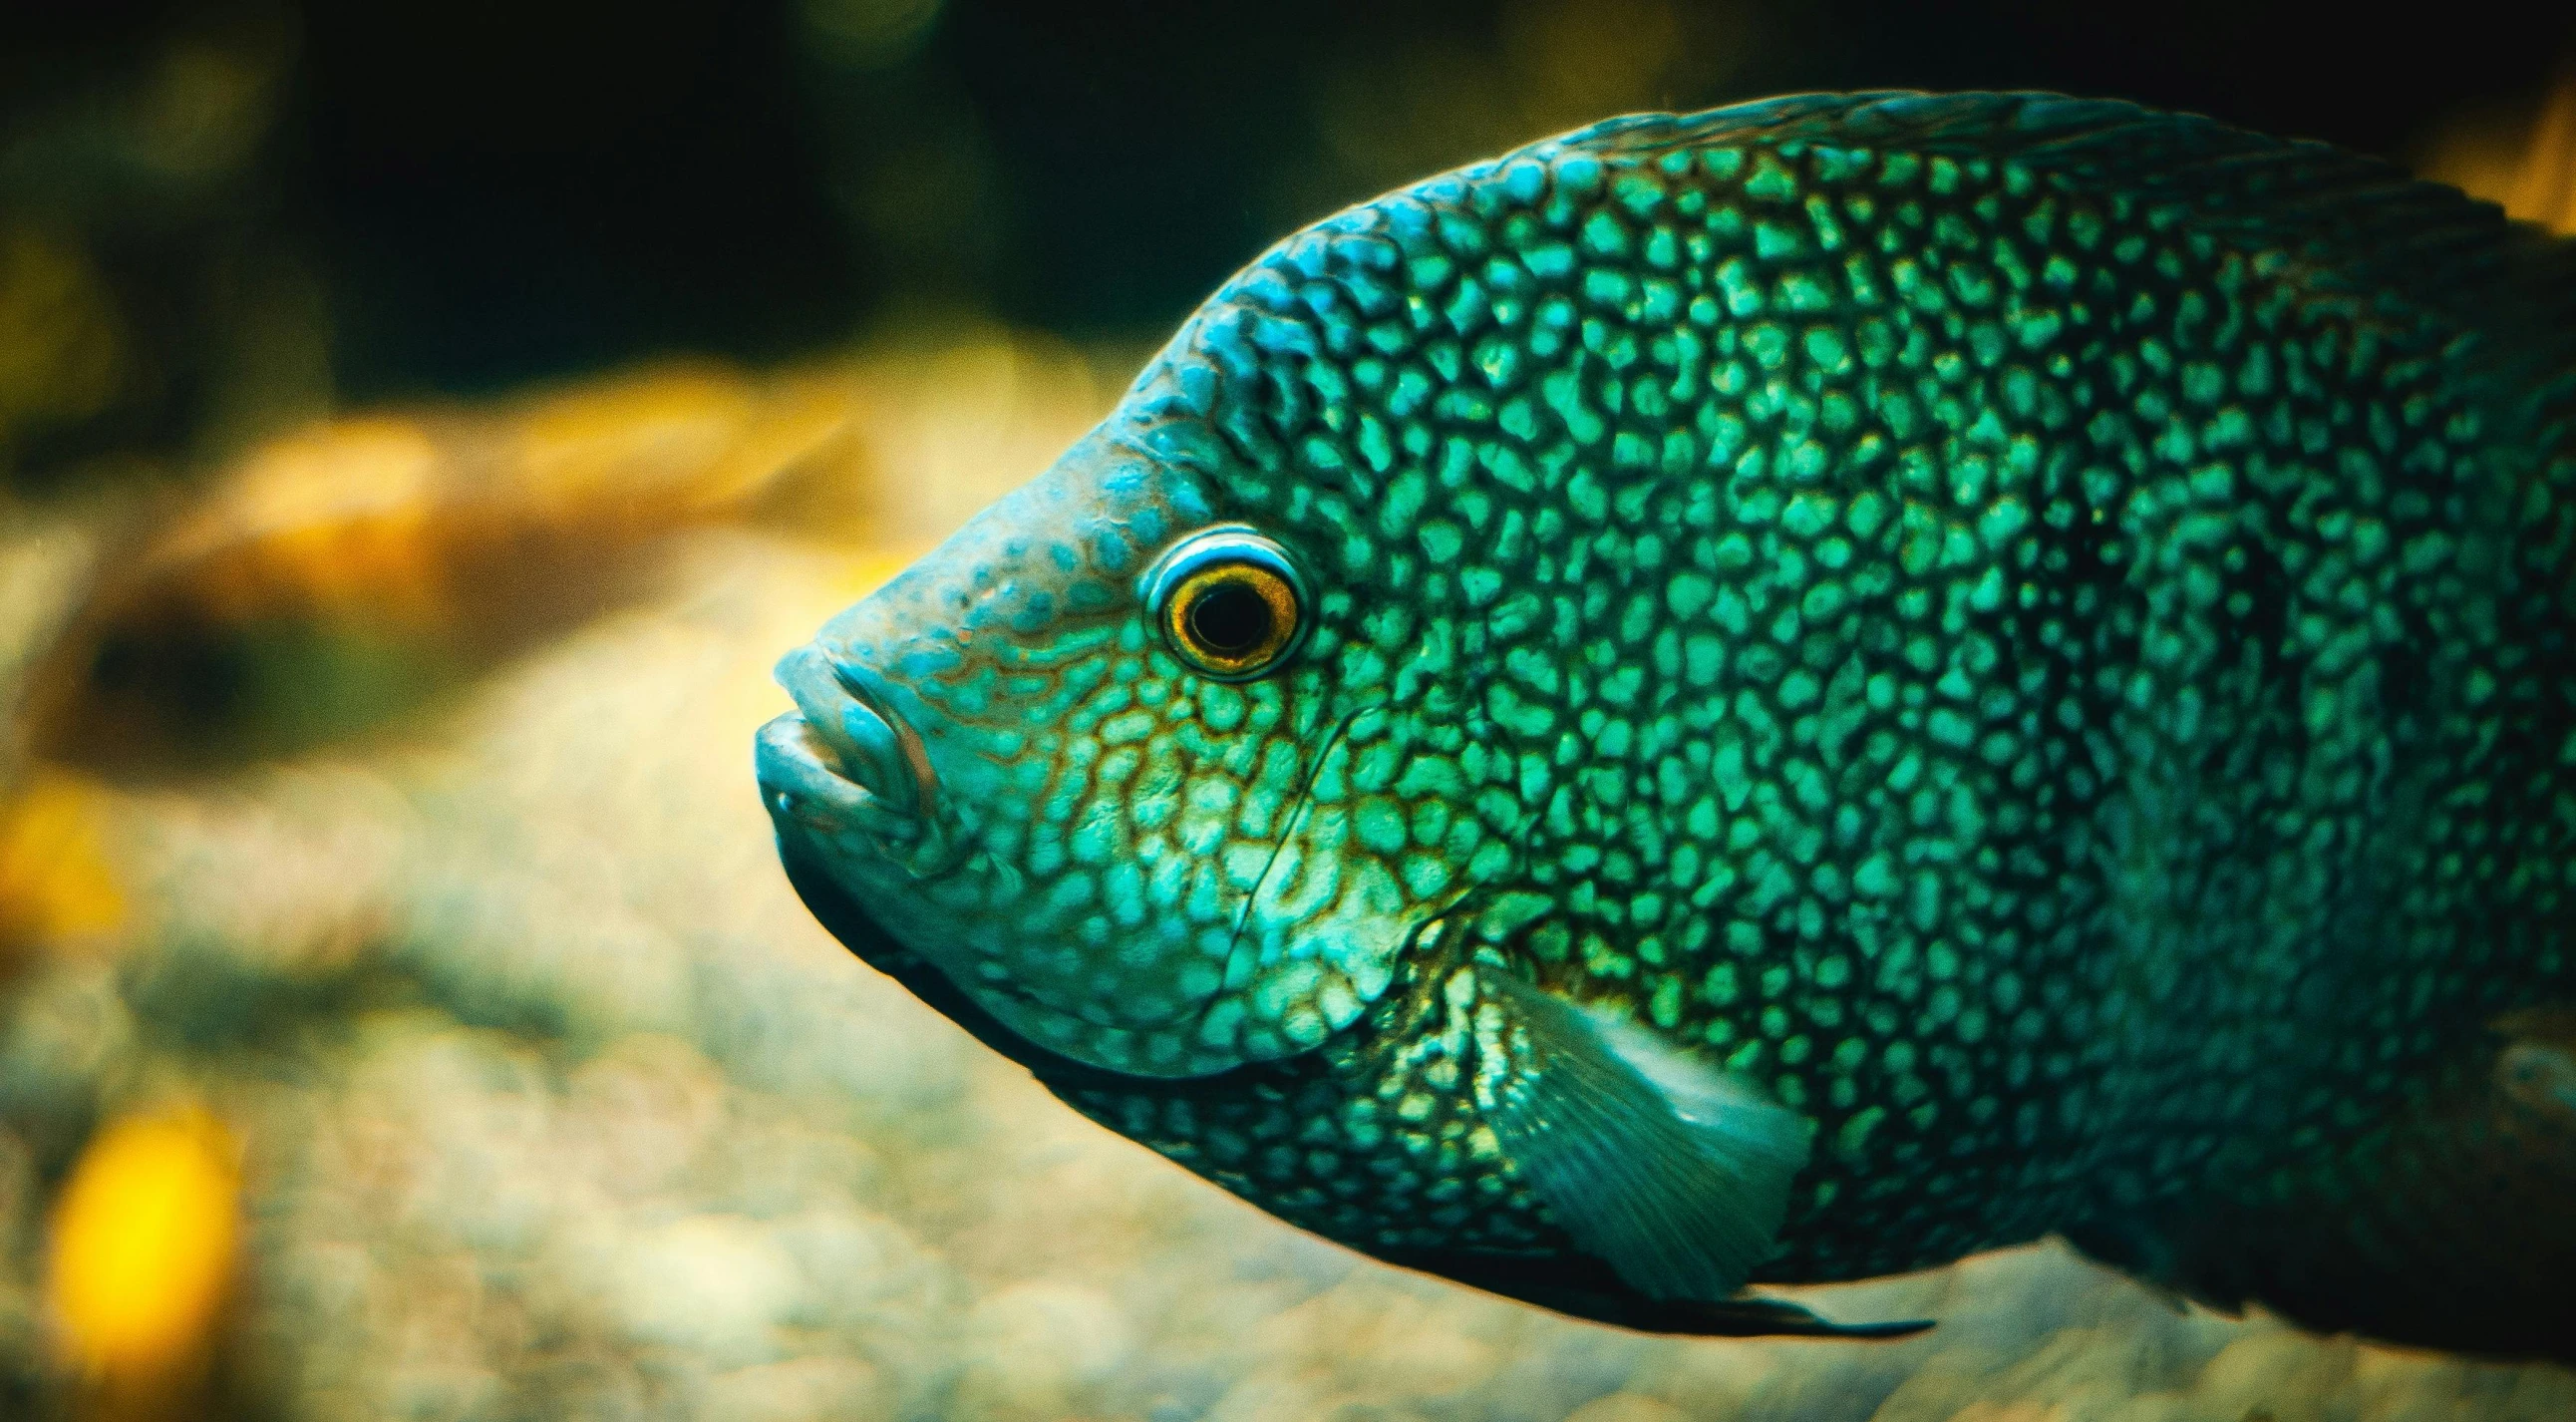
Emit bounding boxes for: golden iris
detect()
[1142,528,1308,680]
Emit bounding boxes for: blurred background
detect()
[1,2,2572,1419]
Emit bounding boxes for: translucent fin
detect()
[1479,968,1808,1302]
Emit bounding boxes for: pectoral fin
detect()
[1476,967,1811,1304]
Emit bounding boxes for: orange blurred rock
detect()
[16,322,1115,781]
[18,362,874,777]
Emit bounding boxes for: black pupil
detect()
[1187,579,1275,656]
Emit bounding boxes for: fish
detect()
[756,93,2576,1360]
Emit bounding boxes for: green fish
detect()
[757,93,2576,1359]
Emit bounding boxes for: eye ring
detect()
[1139,527,1309,681]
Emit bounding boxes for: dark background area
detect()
[3,0,2572,479]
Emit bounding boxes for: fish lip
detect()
[764,645,963,878]
[773,644,942,820]
[757,708,967,879]
[756,711,879,830]
[826,658,944,820]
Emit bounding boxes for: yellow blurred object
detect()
[0,769,127,964]
[145,363,869,635]
[826,541,941,608]
[19,362,874,775]
[16,325,1115,778]
[2415,69,2576,235]
[843,320,1112,546]
[47,1107,243,1413]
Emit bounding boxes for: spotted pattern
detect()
[770,94,2576,1342]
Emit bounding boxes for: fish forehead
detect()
[1091,93,2566,1264]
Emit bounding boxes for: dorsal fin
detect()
[1516,93,2515,288]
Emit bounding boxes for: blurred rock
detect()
[1562,1394,1690,1422]
[696,1355,893,1422]
[952,1279,1133,1420]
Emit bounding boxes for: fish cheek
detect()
[910,667,1275,1052]
[1198,701,1451,1059]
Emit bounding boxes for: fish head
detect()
[759,404,1488,1079]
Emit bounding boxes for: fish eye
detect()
[1140,527,1308,681]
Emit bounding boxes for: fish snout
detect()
[790,645,938,814]
[761,644,957,876]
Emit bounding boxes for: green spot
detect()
[1580,208,1630,258]
[1744,154,1797,201]
[1399,854,1451,900]
[1522,241,1575,279]
[1649,975,1683,1029]
[1754,220,1804,259]
[1582,267,1635,309]
[1354,798,1408,854]
[1744,323,1789,370]
[1853,855,1895,898]
[1836,1106,1887,1157]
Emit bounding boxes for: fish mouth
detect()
[758,644,961,878]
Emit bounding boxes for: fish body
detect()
[758,94,2576,1358]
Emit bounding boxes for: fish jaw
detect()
[760,626,1256,1078]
